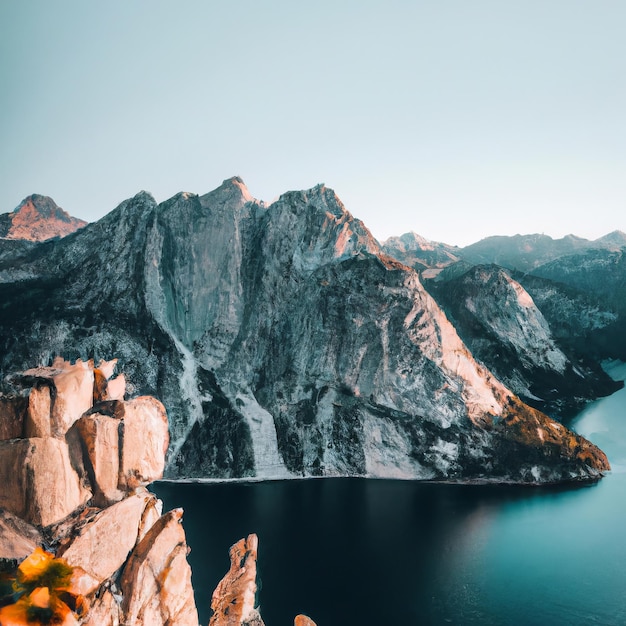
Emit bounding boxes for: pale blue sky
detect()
[1,1,624,246]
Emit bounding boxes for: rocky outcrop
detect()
[0,436,91,527]
[207,533,319,626]
[0,194,87,242]
[0,358,199,626]
[210,534,263,626]
[0,178,611,483]
[0,509,42,564]
[120,508,198,626]
[20,358,96,438]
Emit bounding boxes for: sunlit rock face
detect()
[210,533,264,626]
[428,265,621,418]
[0,178,610,483]
[0,358,199,626]
[0,194,86,242]
[120,508,198,626]
[0,436,91,526]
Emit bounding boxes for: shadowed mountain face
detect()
[0,194,87,241]
[429,265,621,418]
[525,248,626,361]
[0,178,609,482]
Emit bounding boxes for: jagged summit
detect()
[0,194,87,241]
[382,231,460,273]
[199,175,255,208]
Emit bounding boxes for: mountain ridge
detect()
[0,178,611,483]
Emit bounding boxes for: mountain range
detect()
[0,180,620,483]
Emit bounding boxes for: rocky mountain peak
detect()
[381,231,460,274]
[0,194,87,241]
[384,231,435,251]
[262,183,380,273]
[199,175,255,209]
[274,183,346,217]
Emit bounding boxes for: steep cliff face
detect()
[429,265,621,418]
[0,194,87,242]
[0,179,610,483]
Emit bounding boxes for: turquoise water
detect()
[153,362,626,625]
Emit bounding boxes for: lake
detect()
[153,361,626,626]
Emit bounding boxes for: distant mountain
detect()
[429,265,621,418]
[381,232,460,276]
[456,232,626,272]
[594,230,626,248]
[527,248,626,359]
[0,194,86,241]
[0,178,607,483]
[530,248,626,309]
[382,227,626,365]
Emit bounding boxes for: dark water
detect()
[153,362,626,626]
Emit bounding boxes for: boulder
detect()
[137,495,163,543]
[0,394,26,440]
[75,412,124,504]
[0,509,42,564]
[57,492,155,594]
[0,437,90,527]
[209,534,263,626]
[94,359,126,402]
[294,616,317,626]
[118,396,169,489]
[24,383,52,438]
[120,508,198,626]
[21,358,94,437]
[74,397,168,499]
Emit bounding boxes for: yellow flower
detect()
[0,590,79,625]
[14,549,73,595]
[0,549,85,626]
